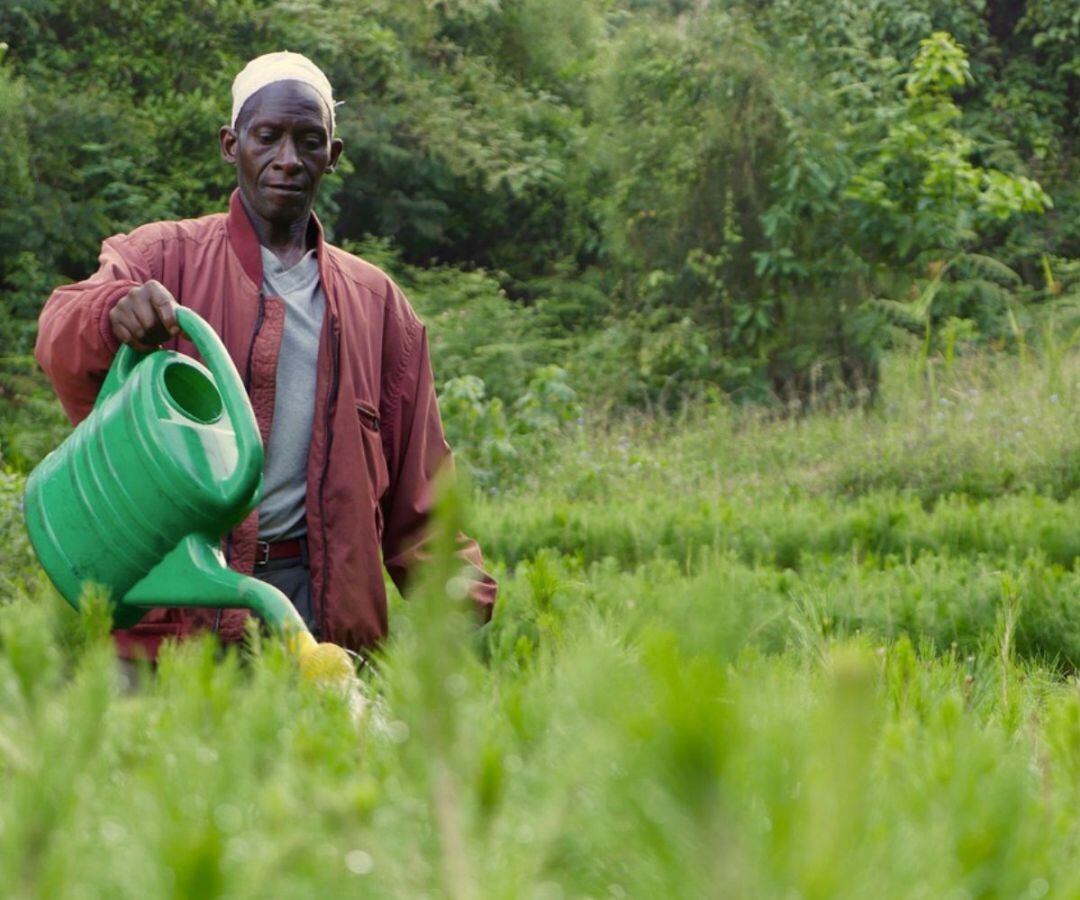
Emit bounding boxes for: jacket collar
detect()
[225,188,327,288]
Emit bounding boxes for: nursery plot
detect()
[0,352,1078,898]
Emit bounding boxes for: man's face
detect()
[219,80,343,229]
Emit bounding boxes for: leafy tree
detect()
[847,32,1049,264]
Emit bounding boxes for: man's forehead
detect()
[241,80,331,127]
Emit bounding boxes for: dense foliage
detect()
[2,0,1079,412]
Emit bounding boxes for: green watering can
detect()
[24,307,348,676]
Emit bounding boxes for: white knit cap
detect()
[230,51,337,131]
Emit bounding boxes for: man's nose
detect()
[272,136,302,170]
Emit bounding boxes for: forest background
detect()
[2,0,1080,479]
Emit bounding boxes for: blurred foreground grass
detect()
[1,349,1079,898]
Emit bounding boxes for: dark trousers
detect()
[254,557,316,635]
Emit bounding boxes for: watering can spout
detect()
[122,534,308,636]
[125,537,349,683]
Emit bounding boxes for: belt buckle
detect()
[256,540,271,566]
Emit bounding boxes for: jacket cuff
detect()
[97,287,129,355]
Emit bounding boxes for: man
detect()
[35,52,496,658]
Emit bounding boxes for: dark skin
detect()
[109,80,344,351]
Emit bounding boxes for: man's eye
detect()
[256,131,277,143]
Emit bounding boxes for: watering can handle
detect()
[173,306,263,501]
[95,339,147,409]
[95,307,263,503]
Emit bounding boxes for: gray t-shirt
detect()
[257,246,325,541]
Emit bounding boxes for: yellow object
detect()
[284,627,354,685]
[298,640,355,685]
[286,629,318,656]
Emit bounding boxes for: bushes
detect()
[0,358,70,473]
[4,1,1077,414]
[439,367,582,489]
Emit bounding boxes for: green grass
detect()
[1,348,1079,897]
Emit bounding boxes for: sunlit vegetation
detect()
[0,347,1077,894]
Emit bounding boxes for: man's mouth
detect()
[265,183,305,195]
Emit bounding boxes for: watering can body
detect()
[25,306,308,636]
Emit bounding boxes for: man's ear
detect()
[219,125,239,164]
[326,137,344,173]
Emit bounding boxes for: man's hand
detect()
[109,280,186,352]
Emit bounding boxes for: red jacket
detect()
[35,190,496,656]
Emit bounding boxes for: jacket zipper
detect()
[244,291,267,392]
[215,290,267,636]
[316,316,340,635]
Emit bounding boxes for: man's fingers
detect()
[131,283,172,343]
[110,308,139,342]
[119,284,157,334]
[131,297,159,336]
[111,295,161,348]
[110,281,181,350]
[114,319,154,353]
[148,282,180,335]
[112,321,154,353]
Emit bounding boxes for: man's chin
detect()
[254,191,311,223]
[263,188,309,208]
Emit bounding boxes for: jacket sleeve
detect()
[379,316,498,622]
[35,235,155,424]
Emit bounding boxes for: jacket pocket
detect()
[356,400,380,433]
[356,401,389,514]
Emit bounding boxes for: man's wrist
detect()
[98,287,130,354]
